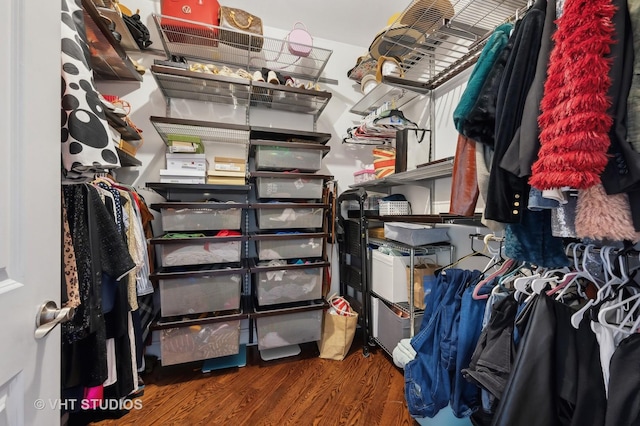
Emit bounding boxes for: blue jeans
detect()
[405,269,482,418]
[451,286,488,417]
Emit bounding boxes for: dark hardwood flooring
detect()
[88,334,418,426]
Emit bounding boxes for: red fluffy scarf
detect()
[529,0,616,190]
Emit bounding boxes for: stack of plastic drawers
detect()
[249,138,331,358]
[150,200,248,366]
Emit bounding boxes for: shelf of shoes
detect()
[81,0,142,81]
[151,64,332,120]
[151,14,332,84]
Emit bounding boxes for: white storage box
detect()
[159,168,205,184]
[254,233,325,260]
[165,153,207,172]
[153,268,244,316]
[151,235,245,267]
[160,320,240,366]
[253,262,325,306]
[253,172,328,200]
[376,297,423,354]
[384,222,450,246]
[155,202,245,232]
[371,250,429,303]
[255,203,325,230]
[256,309,323,350]
[254,141,326,172]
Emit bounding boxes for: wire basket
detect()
[379,201,411,216]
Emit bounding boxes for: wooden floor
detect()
[88,335,418,426]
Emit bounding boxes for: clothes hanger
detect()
[564,245,626,328]
[554,243,597,302]
[437,235,494,275]
[597,286,640,335]
[472,257,516,300]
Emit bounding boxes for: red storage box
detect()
[161,0,220,46]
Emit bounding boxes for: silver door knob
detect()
[34,301,74,339]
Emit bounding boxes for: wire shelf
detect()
[151,65,333,119]
[350,83,420,116]
[369,237,453,255]
[152,14,333,83]
[350,0,529,92]
[151,65,252,107]
[350,156,454,189]
[149,116,250,146]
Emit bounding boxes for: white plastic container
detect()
[253,263,324,306]
[160,320,240,366]
[255,203,325,230]
[154,268,244,316]
[253,172,328,200]
[152,235,245,267]
[371,250,429,303]
[156,202,245,232]
[254,233,325,260]
[255,143,325,172]
[256,309,322,350]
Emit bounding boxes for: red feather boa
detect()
[529,0,617,190]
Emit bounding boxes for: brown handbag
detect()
[218,6,264,52]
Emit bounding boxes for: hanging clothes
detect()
[529,0,616,190]
[484,0,547,224]
[452,23,514,134]
[491,293,607,426]
[499,0,556,179]
[597,0,640,231]
[627,1,640,153]
[404,268,485,419]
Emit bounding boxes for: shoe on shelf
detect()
[267,70,280,85]
[235,68,253,80]
[376,55,404,83]
[217,66,236,78]
[252,70,265,82]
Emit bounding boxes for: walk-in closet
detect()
[3,0,640,424]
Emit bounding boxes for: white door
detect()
[0,0,62,425]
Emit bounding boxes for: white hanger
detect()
[597,286,640,335]
[555,243,600,302]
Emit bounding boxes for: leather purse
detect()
[160,0,220,46]
[218,6,264,52]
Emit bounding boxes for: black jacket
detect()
[484,0,547,223]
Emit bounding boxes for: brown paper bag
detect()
[406,260,439,309]
[317,309,358,360]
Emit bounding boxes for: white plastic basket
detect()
[379,201,411,216]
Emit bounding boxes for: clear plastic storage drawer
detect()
[254,233,325,260]
[256,309,322,351]
[252,261,325,306]
[152,267,244,316]
[160,320,240,366]
[255,203,325,230]
[253,172,329,200]
[154,202,245,232]
[254,142,326,172]
[151,234,245,267]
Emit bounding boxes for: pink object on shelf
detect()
[353,168,376,184]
